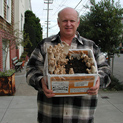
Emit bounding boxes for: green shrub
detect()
[0,69,15,77]
[20,51,28,60]
[106,75,123,91]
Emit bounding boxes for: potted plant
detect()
[0,29,31,96]
[0,69,16,95]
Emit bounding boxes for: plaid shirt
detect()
[26,32,111,123]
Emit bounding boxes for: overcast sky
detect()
[31,0,123,38]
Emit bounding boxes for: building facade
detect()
[14,0,32,59]
[0,0,31,71]
[0,0,15,70]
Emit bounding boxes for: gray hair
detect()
[58,7,80,22]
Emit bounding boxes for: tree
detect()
[1,28,30,71]
[1,35,16,71]
[24,10,42,57]
[78,0,123,64]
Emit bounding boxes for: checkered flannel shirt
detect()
[26,32,111,123]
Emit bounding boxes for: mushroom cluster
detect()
[47,43,97,74]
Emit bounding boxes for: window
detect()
[21,14,23,31]
[6,0,11,23]
[0,0,4,17]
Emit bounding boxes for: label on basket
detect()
[74,81,89,87]
[52,81,69,93]
[49,76,96,96]
[70,88,89,93]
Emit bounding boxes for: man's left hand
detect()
[87,76,100,95]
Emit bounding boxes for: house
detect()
[0,0,31,71]
[14,0,32,59]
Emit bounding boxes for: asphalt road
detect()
[112,53,123,83]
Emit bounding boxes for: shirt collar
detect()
[50,32,60,41]
[75,31,83,45]
[50,32,83,45]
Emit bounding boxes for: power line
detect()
[74,0,83,9]
[78,0,90,16]
[52,0,67,16]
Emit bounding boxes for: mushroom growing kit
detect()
[44,43,98,97]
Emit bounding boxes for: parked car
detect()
[102,52,108,62]
[116,47,123,53]
[103,52,108,59]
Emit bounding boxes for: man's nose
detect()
[66,21,71,26]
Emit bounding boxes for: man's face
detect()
[58,9,80,38]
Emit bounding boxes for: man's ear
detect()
[77,19,80,27]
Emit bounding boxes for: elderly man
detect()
[26,7,111,123]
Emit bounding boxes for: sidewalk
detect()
[0,65,123,123]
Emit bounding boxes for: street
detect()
[111,53,123,83]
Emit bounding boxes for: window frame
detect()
[6,0,11,23]
[0,0,4,17]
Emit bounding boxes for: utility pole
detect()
[44,0,53,38]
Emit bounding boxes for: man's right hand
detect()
[41,78,55,98]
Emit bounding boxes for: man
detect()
[26,7,111,123]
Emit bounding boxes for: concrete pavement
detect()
[113,54,123,84]
[0,65,123,123]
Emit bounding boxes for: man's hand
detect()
[87,76,100,95]
[41,78,55,98]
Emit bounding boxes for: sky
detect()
[31,0,123,38]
